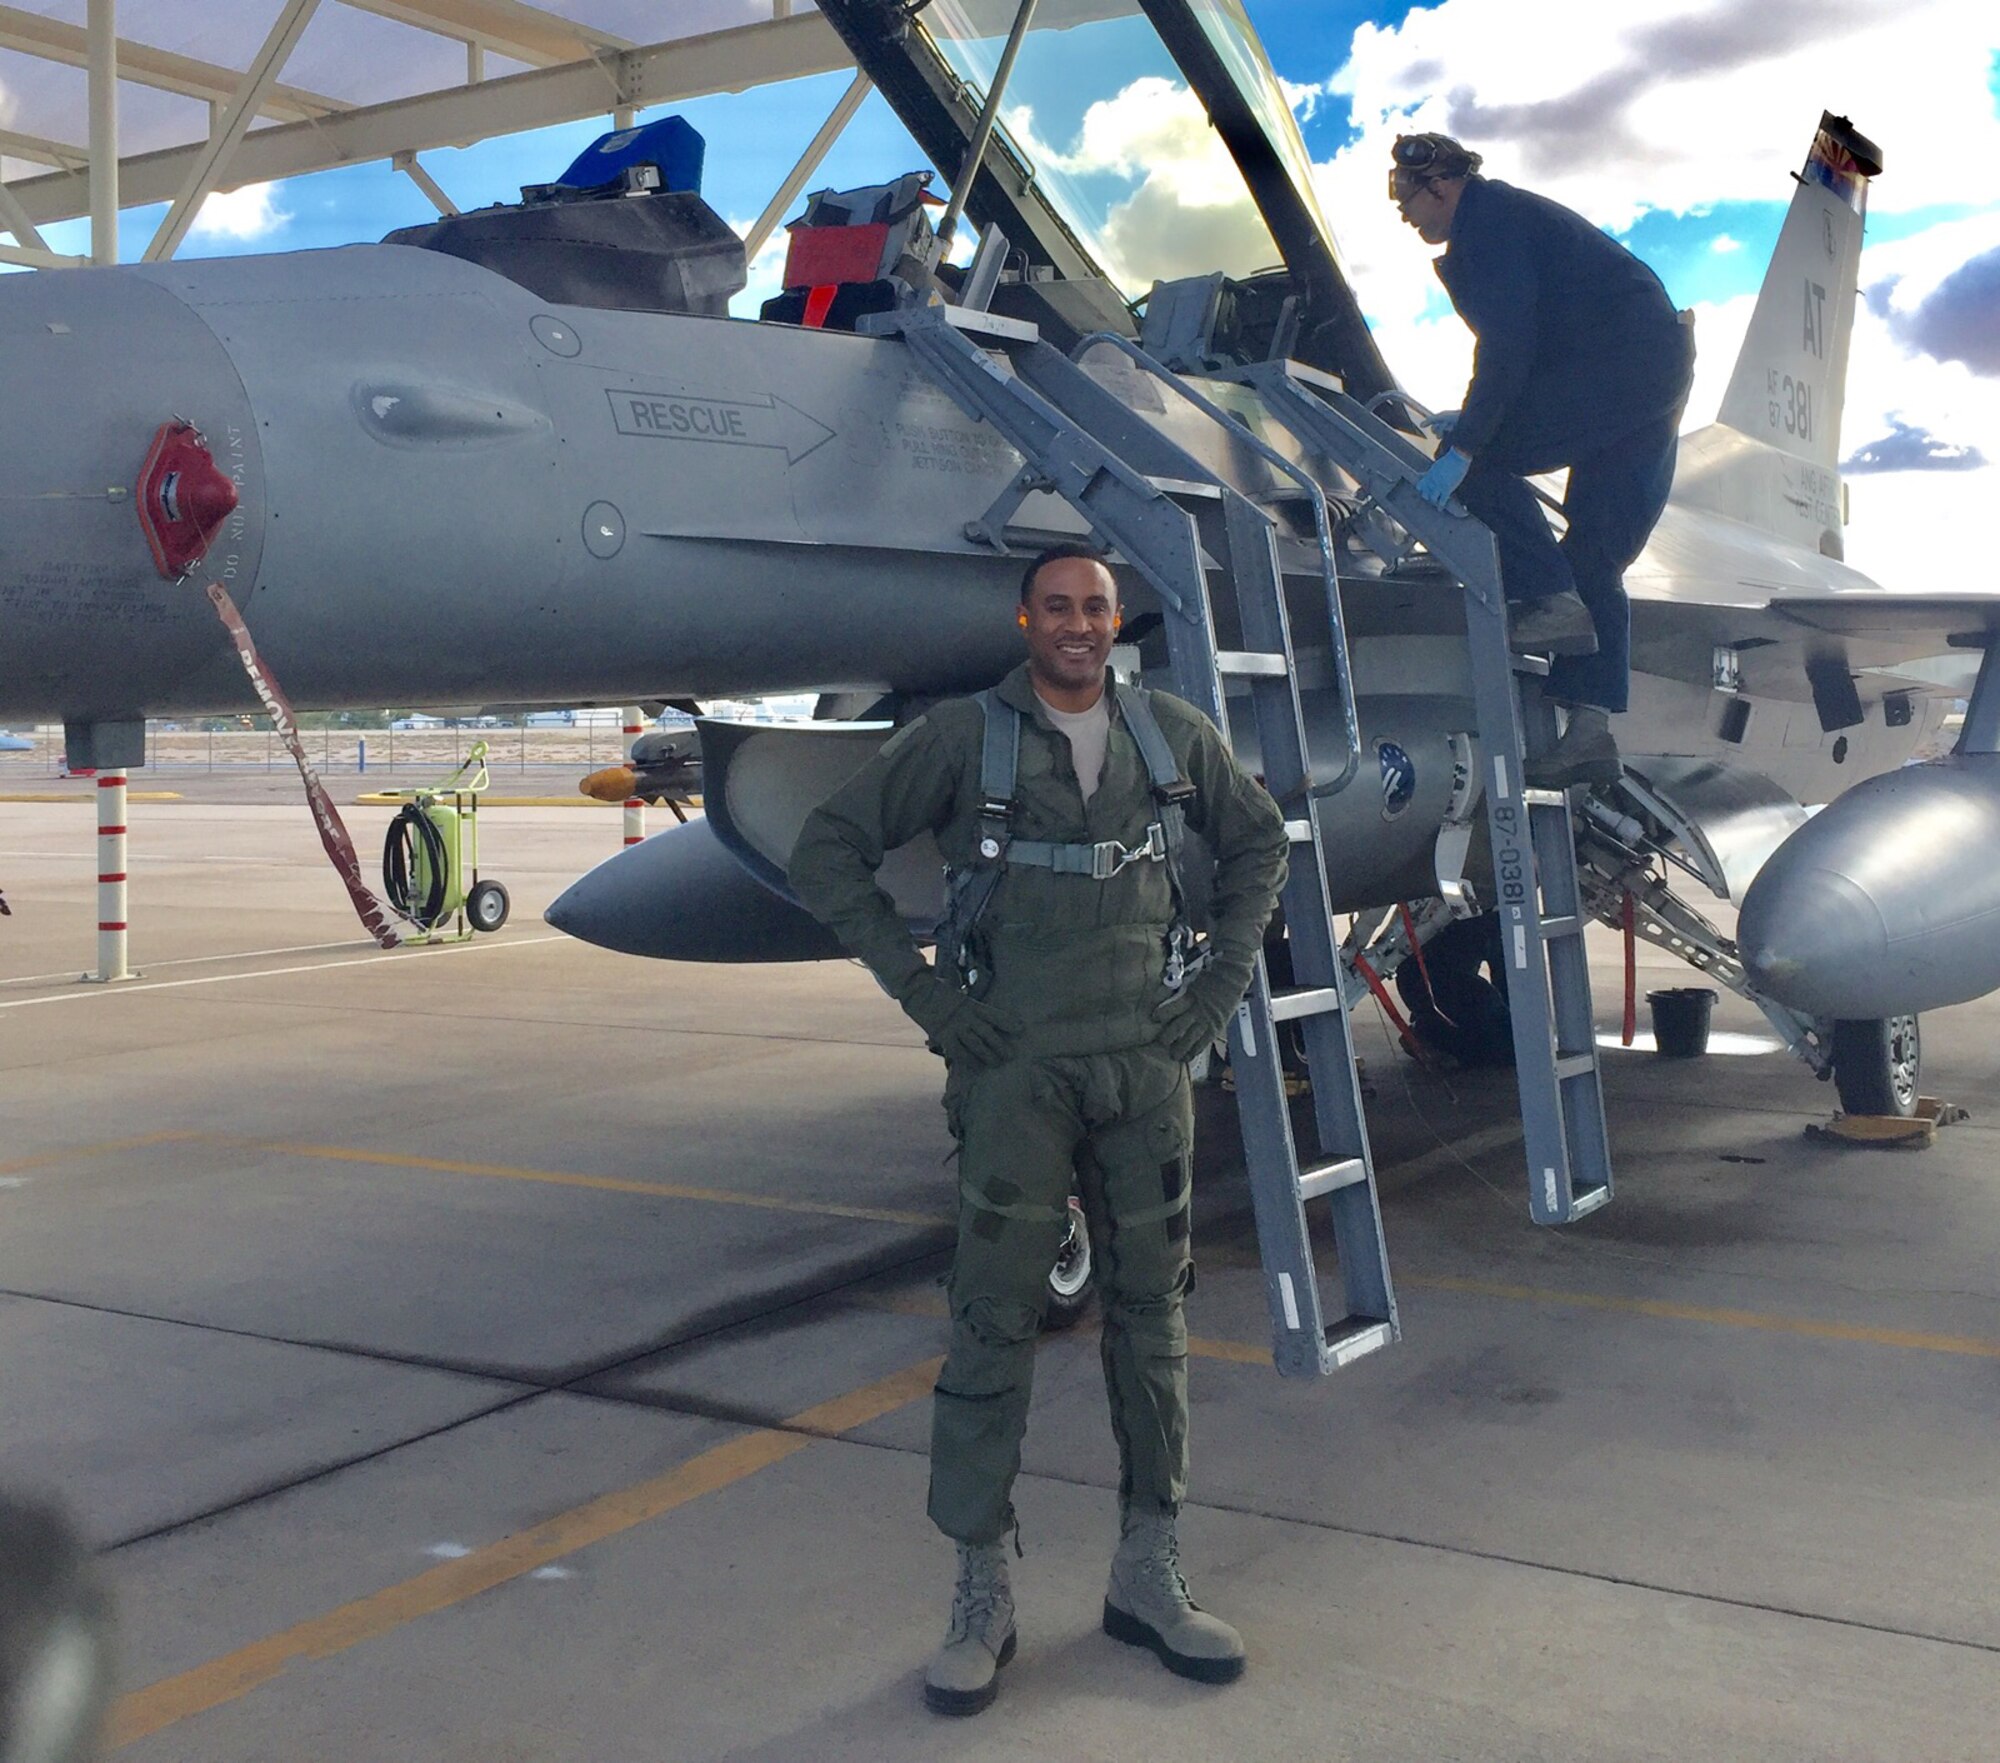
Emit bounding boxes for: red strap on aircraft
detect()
[201,580,403,950]
[1352,953,1426,1064]
[801,284,838,329]
[1621,891,1638,1046]
[1399,903,1444,1019]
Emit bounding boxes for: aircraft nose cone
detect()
[1738,865,1888,1016]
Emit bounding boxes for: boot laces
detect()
[948,1546,1008,1644]
[1127,1518,1193,1609]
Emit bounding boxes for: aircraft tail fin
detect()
[1714,112,1882,473]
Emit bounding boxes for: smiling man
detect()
[789,543,1287,1715]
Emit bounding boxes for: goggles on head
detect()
[1388,132,1479,199]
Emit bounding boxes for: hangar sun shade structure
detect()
[0,0,861,269]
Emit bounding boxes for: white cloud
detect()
[190,183,290,241]
[1320,0,2000,226]
[1710,234,1742,253]
[1308,0,2000,595]
[1004,82,1281,290]
[1279,76,1325,123]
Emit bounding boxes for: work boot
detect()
[1103,1513,1245,1684]
[1525,704,1622,790]
[923,1540,1016,1716]
[1506,590,1598,657]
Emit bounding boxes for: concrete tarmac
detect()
[1,797,1996,1761]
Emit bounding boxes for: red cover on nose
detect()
[136,420,238,579]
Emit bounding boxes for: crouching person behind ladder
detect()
[789,544,1288,1714]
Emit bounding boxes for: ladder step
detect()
[1554,1053,1596,1081]
[1522,787,1571,809]
[1540,914,1581,938]
[1510,653,1551,676]
[1565,1185,1613,1222]
[1283,818,1314,843]
[1215,650,1291,678]
[1297,1156,1368,1202]
[1270,985,1342,1023]
[1145,475,1224,501]
[1324,1318,1395,1368]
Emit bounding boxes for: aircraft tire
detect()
[1830,1015,1921,1118]
[467,879,511,934]
[1043,1194,1094,1332]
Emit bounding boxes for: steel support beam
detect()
[87,0,116,265]
[0,129,89,171]
[0,239,88,268]
[0,3,347,122]
[394,151,459,215]
[742,68,872,262]
[342,0,632,68]
[143,0,324,264]
[9,13,851,227]
[0,178,51,250]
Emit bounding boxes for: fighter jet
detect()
[1,0,1993,1128]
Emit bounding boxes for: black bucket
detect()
[1647,987,1717,1057]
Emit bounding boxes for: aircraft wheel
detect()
[1830,1015,1921,1118]
[1043,1195,1094,1331]
[466,879,511,934]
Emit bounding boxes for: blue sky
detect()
[19,0,2000,593]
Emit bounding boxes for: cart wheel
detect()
[466,879,511,933]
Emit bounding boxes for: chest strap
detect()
[939,683,1200,991]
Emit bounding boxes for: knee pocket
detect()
[957,1293,1043,1349]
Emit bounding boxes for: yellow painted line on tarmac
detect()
[1403,1275,2000,1361]
[0,791,183,802]
[855,1282,1278,1366]
[213,1136,953,1230]
[864,1253,2000,1366]
[0,1129,204,1179]
[107,1354,944,1750]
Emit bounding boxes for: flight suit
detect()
[789,663,1287,1544]
[1436,175,1696,713]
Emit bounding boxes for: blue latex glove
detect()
[1417,447,1470,508]
[1427,408,1461,442]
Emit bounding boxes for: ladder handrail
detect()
[1073,330,1363,797]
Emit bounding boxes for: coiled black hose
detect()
[383,803,449,929]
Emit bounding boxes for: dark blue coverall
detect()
[1436,177,1695,712]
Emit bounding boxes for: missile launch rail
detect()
[872,300,1609,1375]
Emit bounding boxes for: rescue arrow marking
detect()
[606,388,834,465]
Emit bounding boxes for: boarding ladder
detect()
[871,301,1396,1376]
[1226,358,1613,1223]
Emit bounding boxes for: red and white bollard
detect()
[622,707,645,848]
[92,770,131,982]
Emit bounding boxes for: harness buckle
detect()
[1088,821,1169,880]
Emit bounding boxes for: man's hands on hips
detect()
[1417,446,1471,508]
[1153,966,1247,1064]
[897,970,1021,1068]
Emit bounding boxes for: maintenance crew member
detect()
[788,544,1288,1716]
[1390,132,1696,787]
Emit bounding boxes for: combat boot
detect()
[1506,590,1598,656]
[1525,703,1622,790]
[1103,1512,1245,1684]
[923,1540,1016,1715]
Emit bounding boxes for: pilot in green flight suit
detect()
[789,544,1288,1715]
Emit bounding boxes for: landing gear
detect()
[1830,1015,1922,1117]
[1044,1195,1093,1331]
